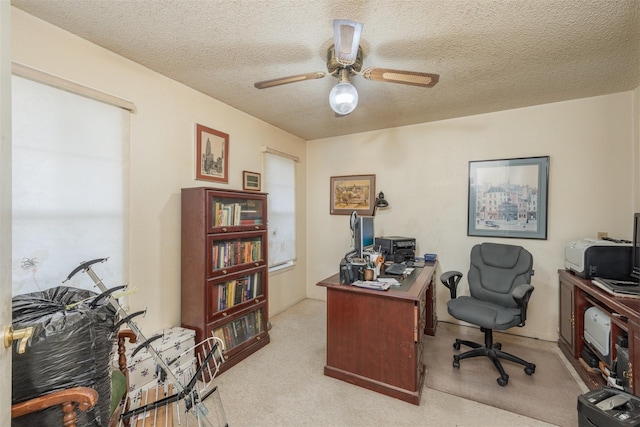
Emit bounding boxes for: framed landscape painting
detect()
[330,174,376,216]
[468,156,549,239]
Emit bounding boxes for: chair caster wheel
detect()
[497,376,508,386]
[453,341,461,350]
[493,343,502,350]
[453,356,460,369]
[525,364,536,375]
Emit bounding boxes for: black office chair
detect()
[440,242,536,386]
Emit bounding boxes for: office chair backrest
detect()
[468,243,533,309]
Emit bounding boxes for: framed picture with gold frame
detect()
[330,174,375,216]
[196,123,229,183]
[243,171,261,191]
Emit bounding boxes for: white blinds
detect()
[264,152,296,267]
[12,75,129,295]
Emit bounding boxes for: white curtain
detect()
[12,75,128,295]
[264,152,296,267]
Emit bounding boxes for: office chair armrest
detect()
[440,271,463,300]
[512,284,535,325]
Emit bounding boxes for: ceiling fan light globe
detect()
[329,82,358,115]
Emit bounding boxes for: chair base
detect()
[452,327,536,386]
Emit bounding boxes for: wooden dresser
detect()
[559,269,640,394]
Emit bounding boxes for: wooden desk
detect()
[316,263,437,405]
[559,269,640,393]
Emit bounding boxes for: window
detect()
[263,151,296,270]
[12,75,129,295]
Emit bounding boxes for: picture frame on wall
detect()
[195,123,229,183]
[330,174,376,216]
[243,171,261,191]
[468,156,549,239]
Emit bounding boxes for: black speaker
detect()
[340,259,355,284]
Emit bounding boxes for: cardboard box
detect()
[128,358,194,407]
[124,327,196,393]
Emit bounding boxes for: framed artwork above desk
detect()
[468,156,549,239]
[329,174,375,216]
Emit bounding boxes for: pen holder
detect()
[364,268,375,281]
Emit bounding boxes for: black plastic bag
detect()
[11,286,118,427]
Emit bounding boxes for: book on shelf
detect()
[233,203,241,225]
[212,310,264,350]
[213,201,249,226]
[217,273,261,311]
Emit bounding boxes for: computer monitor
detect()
[354,216,375,258]
[632,213,640,280]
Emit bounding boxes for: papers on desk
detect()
[352,280,391,291]
[376,277,401,286]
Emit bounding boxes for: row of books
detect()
[211,239,262,270]
[213,202,263,227]
[217,273,263,310]
[212,310,264,350]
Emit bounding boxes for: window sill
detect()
[269,261,295,275]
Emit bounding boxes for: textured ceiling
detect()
[11,0,640,141]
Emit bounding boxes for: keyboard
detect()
[385,263,406,275]
[592,277,640,296]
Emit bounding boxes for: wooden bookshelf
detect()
[181,187,270,374]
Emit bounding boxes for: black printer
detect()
[374,236,415,262]
[578,387,640,426]
[565,239,632,280]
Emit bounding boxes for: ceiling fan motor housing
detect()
[327,45,363,75]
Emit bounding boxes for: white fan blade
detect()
[254,72,326,89]
[333,19,363,65]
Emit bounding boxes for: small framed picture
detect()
[243,171,261,191]
[196,123,229,183]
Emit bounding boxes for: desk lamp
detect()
[373,192,389,216]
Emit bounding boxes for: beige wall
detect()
[12,7,640,344]
[307,91,637,341]
[11,8,307,333]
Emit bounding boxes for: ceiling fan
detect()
[254,19,440,116]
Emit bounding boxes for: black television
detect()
[354,216,375,258]
[633,213,640,281]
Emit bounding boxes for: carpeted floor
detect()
[424,322,585,426]
[210,298,585,426]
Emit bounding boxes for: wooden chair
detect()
[11,329,137,427]
[11,387,99,427]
